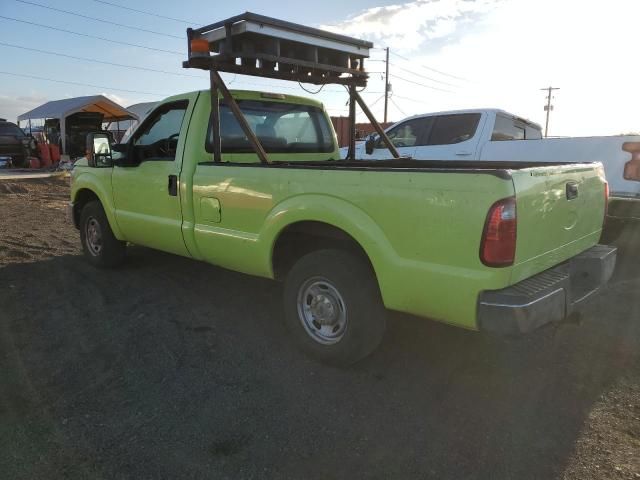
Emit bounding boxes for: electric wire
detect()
[390,74,454,93]
[389,97,407,116]
[388,62,458,88]
[0,70,169,96]
[0,42,203,78]
[297,83,327,95]
[389,50,469,82]
[0,15,184,55]
[90,0,201,25]
[12,0,183,39]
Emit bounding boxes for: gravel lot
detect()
[1,177,639,479]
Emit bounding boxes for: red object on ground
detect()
[37,143,51,163]
[49,144,60,163]
[28,157,41,169]
[40,156,52,168]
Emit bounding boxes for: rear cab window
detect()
[206,100,336,156]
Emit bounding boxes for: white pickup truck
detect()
[345,108,640,238]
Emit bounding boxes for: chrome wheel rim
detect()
[85,217,103,256]
[297,277,347,345]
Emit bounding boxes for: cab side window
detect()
[381,118,430,148]
[428,113,481,145]
[132,101,188,162]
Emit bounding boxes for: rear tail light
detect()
[480,197,517,267]
[622,142,640,181]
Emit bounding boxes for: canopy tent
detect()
[107,101,158,135]
[17,95,137,154]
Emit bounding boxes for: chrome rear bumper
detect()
[478,245,617,335]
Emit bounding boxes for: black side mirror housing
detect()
[86,132,113,167]
[365,135,376,155]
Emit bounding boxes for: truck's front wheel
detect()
[80,201,126,268]
[283,249,386,366]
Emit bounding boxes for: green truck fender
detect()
[70,173,124,240]
[258,194,398,298]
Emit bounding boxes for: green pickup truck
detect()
[69,89,616,364]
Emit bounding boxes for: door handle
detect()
[168,175,178,196]
[455,151,472,156]
[566,181,579,200]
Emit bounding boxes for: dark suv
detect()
[0,119,35,167]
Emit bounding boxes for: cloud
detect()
[321,0,501,52]
[0,93,49,123]
[100,92,130,107]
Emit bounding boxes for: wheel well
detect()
[72,189,100,228]
[272,221,374,280]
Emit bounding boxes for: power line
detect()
[368,94,386,109]
[389,97,406,117]
[390,50,469,82]
[0,42,203,78]
[90,0,201,25]
[388,62,458,88]
[391,94,431,105]
[12,0,183,39]
[0,70,170,96]
[0,15,184,55]
[389,73,455,93]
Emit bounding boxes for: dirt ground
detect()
[0,177,638,480]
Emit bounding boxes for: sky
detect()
[0,0,638,136]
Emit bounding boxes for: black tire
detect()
[79,201,126,268]
[283,249,386,366]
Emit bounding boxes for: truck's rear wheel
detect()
[80,201,126,268]
[283,249,386,366]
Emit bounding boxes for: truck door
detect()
[111,98,193,256]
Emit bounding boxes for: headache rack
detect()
[183,12,400,164]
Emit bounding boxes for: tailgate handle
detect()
[566,181,579,200]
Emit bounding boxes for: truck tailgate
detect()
[510,163,607,283]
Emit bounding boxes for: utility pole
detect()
[540,86,560,137]
[384,47,390,123]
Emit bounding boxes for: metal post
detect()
[346,84,357,160]
[541,86,560,138]
[384,47,389,123]
[210,70,270,164]
[354,91,401,159]
[210,70,222,162]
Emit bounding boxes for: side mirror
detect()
[365,135,377,155]
[86,132,113,167]
[623,142,640,181]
